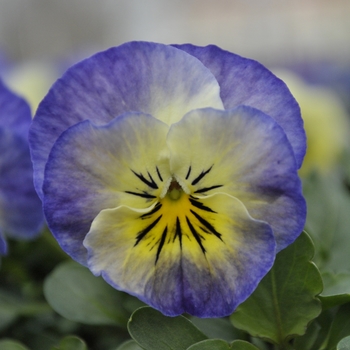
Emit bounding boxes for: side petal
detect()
[43,112,171,264]
[30,41,223,199]
[173,44,306,168]
[167,107,306,252]
[0,231,7,256]
[84,192,275,317]
[0,128,43,239]
[0,79,32,138]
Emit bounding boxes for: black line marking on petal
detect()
[148,236,157,251]
[190,210,223,241]
[189,198,216,213]
[185,166,192,180]
[194,184,223,194]
[173,217,183,249]
[135,215,162,246]
[148,171,157,186]
[191,165,213,185]
[140,202,162,219]
[186,217,206,254]
[199,227,210,234]
[131,170,158,189]
[125,191,156,199]
[156,167,163,182]
[155,226,168,263]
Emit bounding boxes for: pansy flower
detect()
[29,42,306,317]
[0,79,43,255]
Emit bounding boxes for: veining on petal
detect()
[131,178,225,264]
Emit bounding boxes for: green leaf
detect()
[230,341,260,350]
[319,272,350,309]
[337,336,350,350]
[187,339,259,350]
[230,232,322,345]
[187,339,231,350]
[128,306,207,350]
[303,173,350,273]
[189,317,240,342]
[0,339,30,350]
[51,336,87,350]
[44,261,129,326]
[294,309,334,350]
[116,340,143,350]
[292,317,322,350]
[0,289,51,330]
[0,291,22,330]
[322,303,350,350]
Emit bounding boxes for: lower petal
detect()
[83,192,275,317]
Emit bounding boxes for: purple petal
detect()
[173,44,306,168]
[0,128,43,239]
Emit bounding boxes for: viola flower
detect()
[29,42,306,317]
[0,79,43,255]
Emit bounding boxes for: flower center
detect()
[166,180,183,201]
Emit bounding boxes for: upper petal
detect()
[167,107,306,251]
[173,44,306,168]
[30,41,223,199]
[43,112,170,264]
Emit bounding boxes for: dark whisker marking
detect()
[156,226,168,263]
[140,202,162,218]
[191,165,213,185]
[186,217,206,254]
[135,215,162,246]
[185,166,192,180]
[199,227,210,234]
[156,167,163,182]
[131,170,158,189]
[148,171,156,185]
[173,217,183,249]
[190,210,222,241]
[125,191,156,199]
[189,198,216,213]
[194,185,223,194]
